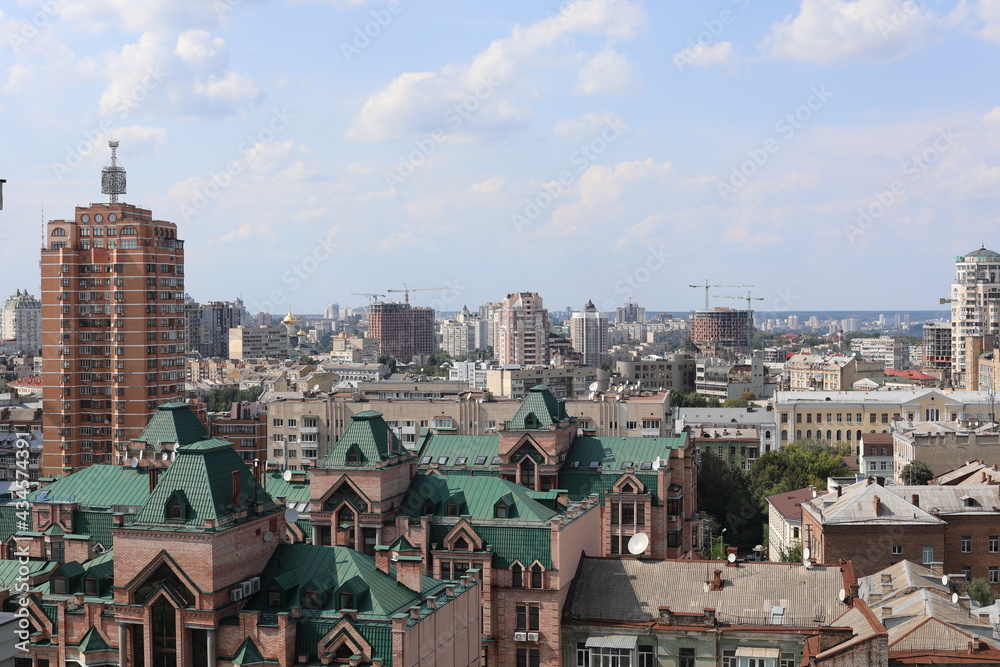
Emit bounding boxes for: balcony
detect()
[299,426,319,435]
[642,428,661,437]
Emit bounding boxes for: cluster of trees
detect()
[206,385,264,412]
[669,390,721,408]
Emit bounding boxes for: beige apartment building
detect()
[263,388,672,469]
[228,325,288,359]
[615,353,696,392]
[483,365,608,399]
[785,354,884,390]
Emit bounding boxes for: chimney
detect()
[148,467,159,493]
[881,573,892,584]
[396,556,423,593]
[873,496,882,516]
[867,477,874,486]
[837,485,842,498]
[882,605,892,617]
[232,470,241,508]
[375,547,390,574]
[710,570,724,591]
[911,494,919,507]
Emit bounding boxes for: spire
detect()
[101,140,126,204]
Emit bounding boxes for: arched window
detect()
[520,457,535,490]
[511,563,522,588]
[826,430,832,441]
[338,506,354,526]
[530,564,543,588]
[765,430,771,439]
[806,430,812,439]
[120,226,137,235]
[51,227,67,237]
[836,430,842,441]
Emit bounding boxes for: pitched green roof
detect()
[564,435,687,469]
[263,471,311,504]
[231,636,276,665]
[322,411,403,467]
[429,523,552,569]
[27,464,153,508]
[72,511,115,550]
[0,559,56,589]
[296,619,393,667]
[246,544,434,617]
[415,434,499,469]
[507,385,569,430]
[402,473,557,522]
[75,626,111,653]
[133,440,276,529]
[131,402,208,451]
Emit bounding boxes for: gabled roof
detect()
[322,411,402,467]
[133,438,276,529]
[415,434,500,469]
[803,482,946,525]
[231,636,276,665]
[402,472,557,522]
[507,385,568,430]
[28,464,153,508]
[858,560,947,604]
[564,434,687,470]
[131,402,208,451]
[74,626,111,653]
[766,487,815,521]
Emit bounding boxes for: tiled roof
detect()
[133,439,276,529]
[402,472,557,522]
[72,511,115,550]
[507,385,568,430]
[131,402,208,451]
[28,464,153,508]
[766,487,815,521]
[321,411,403,467]
[859,433,894,445]
[569,557,847,625]
[415,434,500,469]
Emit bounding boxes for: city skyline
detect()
[3,1,999,311]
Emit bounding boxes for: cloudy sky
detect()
[1,0,998,316]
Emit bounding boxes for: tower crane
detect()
[689,280,752,309]
[386,284,447,305]
[718,291,764,355]
[351,292,386,304]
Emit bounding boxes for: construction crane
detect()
[351,292,386,304]
[689,280,752,310]
[386,284,447,305]
[718,291,764,355]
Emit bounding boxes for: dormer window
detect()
[346,448,360,464]
[454,537,469,551]
[84,576,97,596]
[52,576,66,595]
[421,500,434,515]
[446,501,459,517]
[339,591,354,610]
[166,496,184,521]
[268,585,282,607]
[302,588,320,609]
[494,502,508,519]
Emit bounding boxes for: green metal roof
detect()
[263,471,311,504]
[0,505,19,543]
[0,559,56,589]
[559,471,659,502]
[402,473,557,522]
[27,464,153,508]
[429,523,552,569]
[415,434,499,469]
[72,511,115,550]
[322,411,402,467]
[564,435,687,468]
[131,402,208,451]
[296,619,394,667]
[133,441,276,529]
[245,544,432,617]
[507,385,568,430]
[230,636,276,665]
[39,551,115,599]
[74,626,111,653]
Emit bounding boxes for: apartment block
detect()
[951,247,1000,389]
[228,325,287,360]
[368,301,436,361]
[185,297,246,358]
[784,354,883,391]
[569,300,608,367]
[0,289,41,355]
[615,353,696,392]
[922,323,951,383]
[689,307,751,357]
[494,292,549,366]
[849,336,909,370]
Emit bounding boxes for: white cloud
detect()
[973,0,1000,42]
[758,0,942,64]
[670,41,737,70]
[553,111,627,140]
[574,49,639,95]
[59,0,253,33]
[347,0,647,142]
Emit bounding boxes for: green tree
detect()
[778,543,803,563]
[748,440,851,507]
[967,577,996,606]
[722,398,750,408]
[738,390,757,401]
[698,450,762,548]
[207,385,264,412]
[900,461,934,485]
[377,354,397,374]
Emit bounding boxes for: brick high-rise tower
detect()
[41,142,186,475]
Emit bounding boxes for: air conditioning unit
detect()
[527,633,539,642]
[249,576,261,594]
[241,581,254,597]
[229,588,244,602]
[513,633,527,642]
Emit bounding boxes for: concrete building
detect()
[449,361,489,390]
[689,307,751,358]
[440,318,477,357]
[766,487,816,561]
[0,289,41,356]
[615,353,696,393]
[784,354,884,391]
[951,247,1000,389]
[368,301,436,361]
[892,420,1000,480]
[849,336,909,370]
[484,365,605,400]
[859,432,895,477]
[696,354,774,399]
[494,292,549,366]
[323,302,339,319]
[675,405,779,452]
[185,298,246,358]
[614,298,646,324]
[228,325,288,360]
[922,323,952,384]
[40,149,186,475]
[569,300,608,368]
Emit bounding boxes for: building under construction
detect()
[689,307,752,358]
[368,301,436,361]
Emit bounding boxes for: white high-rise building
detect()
[494,292,549,366]
[951,247,1000,388]
[1,290,41,355]
[570,300,608,367]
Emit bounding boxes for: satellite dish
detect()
[727,552,737,563]
[803,560,812,569]
[283,508,299,524]
[588,382,599,392]
[263,531,273,542]
[803,547,811,561]
[941,575,949,586]
[652,458,660,470]
[170,451,176,461]
[161,452,168,461]
[627,533,649,555]
[282,470,292,482]
[952,592,959,604]
[838,589,847,602]
[129,457,138,468]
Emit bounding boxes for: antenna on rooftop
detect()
[101,140,126,204]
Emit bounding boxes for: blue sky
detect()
[1,0,998,315]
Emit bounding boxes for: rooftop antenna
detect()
[101,140,126,204]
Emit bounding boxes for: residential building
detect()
[185,297,246,358]
[674,405,779,452]
[849,336,909,370]
[766,487,816,560]
[494,292,549,366]
[615,353,696,393]
[802,478,1000,590]
[0,289,41,355]
[368,301,436,361]
[689,307,751,358]
[569,300,608,367]
[228,325,288,359]
[892,420,1000,480]
[563,557,882,667]
[696,353,774,399]
[784,354,884,391]
[922,323,952,384]
[40,147,186,475]
[323,302,339,320]
[484,365,606,400]
[478,301,501,349]
[440,318,477,357]
[689,425,760,469]
[209,400,268,463]
[951,247,1000,389]
[614,298,646,324]
[449,361,489,390]
[859,432,894,476]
